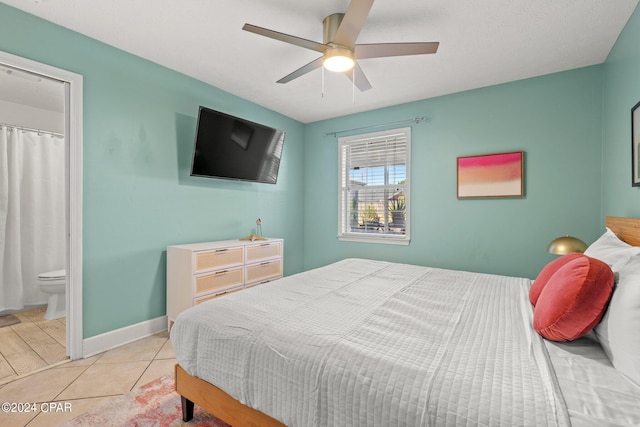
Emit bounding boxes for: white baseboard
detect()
[82,315,168,358]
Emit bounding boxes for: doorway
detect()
[0,50,83,368]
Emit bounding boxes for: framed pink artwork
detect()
[457,151,524,198]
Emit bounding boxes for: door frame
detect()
[0,50,83,359]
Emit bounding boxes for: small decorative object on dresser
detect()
[240,218,267,241]
[166,238,283,330]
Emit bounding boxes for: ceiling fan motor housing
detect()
[322,13,356,72]
[323,13,346,44]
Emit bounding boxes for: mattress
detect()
[171,258,570,426]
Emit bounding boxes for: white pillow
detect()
[584,228,640,272]
[594,256,640,386]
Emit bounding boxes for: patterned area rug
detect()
[60,375,230,427]
[0,314,21,328]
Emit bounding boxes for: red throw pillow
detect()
[530,253,583,306]
[533,255,614,342]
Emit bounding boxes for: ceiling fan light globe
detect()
[324,56,354,72]
[323,47,355,72]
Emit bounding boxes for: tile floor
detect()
[0,331,176,427]
[0,307,67,383]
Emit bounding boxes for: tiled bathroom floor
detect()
[0,331,176,426]
[0,307,67,383]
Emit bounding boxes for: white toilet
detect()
[37,269,66,320]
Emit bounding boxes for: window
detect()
[338,127,410,245]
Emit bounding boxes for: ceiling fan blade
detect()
[277,57,324,84]
[243,24,328,53]
[332,0,374,48]
[345,63,372,92]
[355,42,439,59]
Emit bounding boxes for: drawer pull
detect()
[260,262,270,266]
[215,270,229,275]
[215,249,228,253]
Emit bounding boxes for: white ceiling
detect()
[2,0,638,123]
[0,64,64,113]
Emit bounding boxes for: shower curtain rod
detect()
[0,122,64,138]
[324,116,429,138]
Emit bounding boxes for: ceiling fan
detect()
[242,0,439,91]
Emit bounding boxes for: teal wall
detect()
[304,67,604,279]
[3,2,638,339]
[0,4,306,338]
[603,4,640,217]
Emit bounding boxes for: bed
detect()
[170,216,640,426]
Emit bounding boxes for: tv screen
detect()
[190,106,285,184]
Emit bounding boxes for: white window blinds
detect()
[338,127,411,244]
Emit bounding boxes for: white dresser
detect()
[166,238,283,329]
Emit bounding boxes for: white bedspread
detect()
[171,258,570,427]
[545,334,640,426]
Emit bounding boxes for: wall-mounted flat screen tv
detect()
[190,106,285,184]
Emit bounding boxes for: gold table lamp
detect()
[547,235,588,254]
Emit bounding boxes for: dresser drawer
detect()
[245,276,280,289]
[194,287,241,304]
[195,247,243,272]
[194,267,243,296]
[246,241,282,263]
[246,259,282,284]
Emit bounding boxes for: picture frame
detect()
[632,101,640,186]
[457,151,524,199]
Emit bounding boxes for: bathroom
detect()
[0,63,68,381]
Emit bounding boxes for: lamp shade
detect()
[547,235,588,255]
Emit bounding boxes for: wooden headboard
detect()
[605,216,640,247]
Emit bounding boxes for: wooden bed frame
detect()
[174,216,640,426]
[605,216,640,246]
[175,364,285,427]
